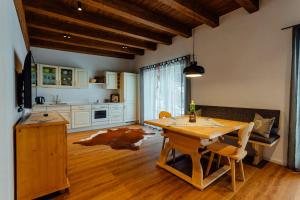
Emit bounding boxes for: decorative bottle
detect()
[189,100,196,123]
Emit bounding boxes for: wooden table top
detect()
[145,116,248,139]
[16,112,68,129]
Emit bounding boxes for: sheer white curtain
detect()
[143,59,186,120]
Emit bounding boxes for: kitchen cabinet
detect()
[59,67,75,88]
[31,64,37,87]
[75,69,89,88]
[33,105,72,129]
[71,105,91,128]
[36,64,88,88]
[59,112,71,129]
[105,71,118,89]
[120,72,137,122]
[47,106,71,129]
[109,104,124,124]
[38,64,59,88]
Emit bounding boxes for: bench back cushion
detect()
[195,105,280,129]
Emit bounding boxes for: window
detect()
[141,57,190,121]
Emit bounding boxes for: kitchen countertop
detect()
[33,102,124,107]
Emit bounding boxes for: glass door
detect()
[59,67,75,88]
[39,64,59,88]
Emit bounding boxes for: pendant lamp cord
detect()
[192,29,195,62]
[192,0,195,62]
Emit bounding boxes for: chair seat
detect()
[207,143,247,160]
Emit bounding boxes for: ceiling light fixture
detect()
[183,30,205,77]
[63,34,71,39]
[183,0,205,78]
[77,1,82,11]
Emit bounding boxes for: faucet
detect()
[55,95,60,104]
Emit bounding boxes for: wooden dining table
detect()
[145,116,248,190]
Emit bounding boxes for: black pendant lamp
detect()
[183,30,205,77]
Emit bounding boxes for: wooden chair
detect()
[205,122,254,191]
[159,111,176,163]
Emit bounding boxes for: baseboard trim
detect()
[264,157,286,166]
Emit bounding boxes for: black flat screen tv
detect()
[16,51,32,111]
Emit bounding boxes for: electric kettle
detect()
[35,96,45,104]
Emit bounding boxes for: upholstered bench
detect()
[195,105,280,166]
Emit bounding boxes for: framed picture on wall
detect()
[110,94,119,103]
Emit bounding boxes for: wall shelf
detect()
[89,82,105,85]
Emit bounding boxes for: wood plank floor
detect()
[48,125,300,200]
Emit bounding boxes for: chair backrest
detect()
[237,122,255,154]
[159,111,172,119]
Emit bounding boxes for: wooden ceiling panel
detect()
[22,0,260,59]
[127,0,199,28]
[61,0,176,37]
[156,0,219,27]
[194,0,241,16]
[30,38,135,59]
[25,11,157,50]
[28,27,144,55]
[235,0,259,13]
[23,0,172,44]
[72,0,192,37]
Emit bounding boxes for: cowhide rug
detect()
[73,127,155,150]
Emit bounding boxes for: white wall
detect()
[31,47,134,103]
[0,0,27,199]
[134,0,300,165]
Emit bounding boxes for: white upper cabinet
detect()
[75,69,89,88]
[37,64,88,88]
[105,71,118,89]
[59,67,75,88]
[120,72,137,122]
[38,64,59,88]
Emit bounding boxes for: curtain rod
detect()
[282,23,300,30]
[140,55,190,70]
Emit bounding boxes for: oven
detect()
[91,104,109,125]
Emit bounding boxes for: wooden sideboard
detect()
[15,112,70,200]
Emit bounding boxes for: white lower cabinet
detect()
[71,105,91,128]
[59,112,71,129]
[109,104,124,124]
[32,103,129,131]
[33,105,72,129]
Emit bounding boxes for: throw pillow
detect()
[253,113,275,138]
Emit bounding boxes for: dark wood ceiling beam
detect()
[28,28,144,55]
[30,38,135,59]
[23,0,172,44]
[14,0,30,49]
[158,0,219,28]
[235,0,259,13]
[26,12,156,50]
[84,0,191,37]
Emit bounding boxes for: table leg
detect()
[158,142,172,166]
[191,152,204,188]
[156,131,230,191]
